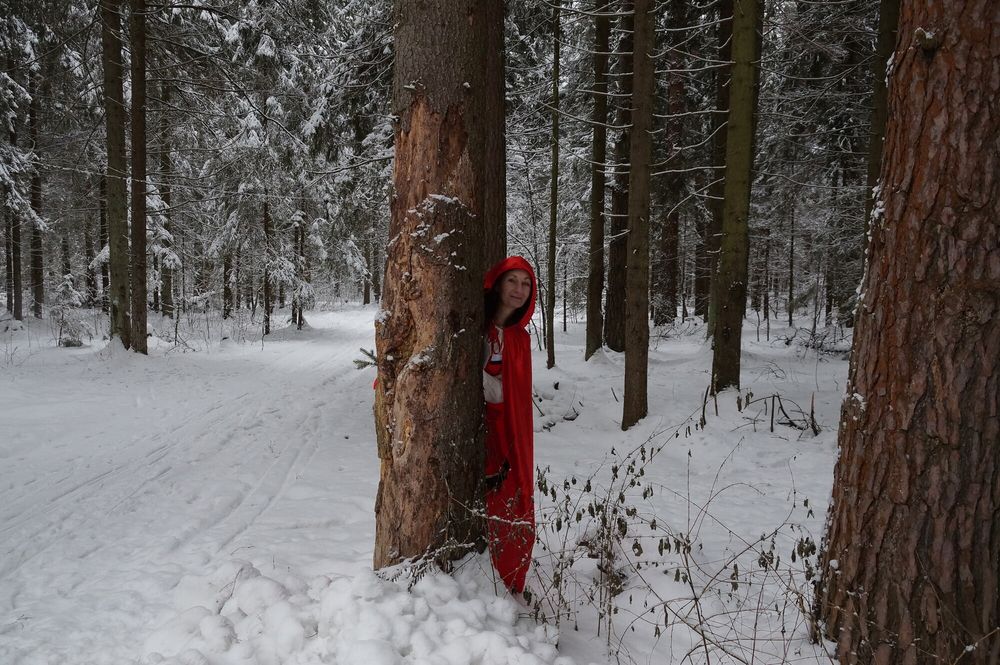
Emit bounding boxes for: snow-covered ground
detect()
[0,306,848,665]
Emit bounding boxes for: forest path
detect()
[0,307,380,665]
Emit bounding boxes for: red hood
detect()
[484,256,536,329]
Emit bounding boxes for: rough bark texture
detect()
[262,198,272,335]
[621,0,654,430]
[603,0,633,353]
[585,1,610,360]
[101,0,131,347]
[373,0,489,570]
[816,3,1000,663]
[482,0,506,267]
[130,0,148,352]
[709,0,759,393]
[546,1,559,370]
[703,0,733,332]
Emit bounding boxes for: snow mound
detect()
[143,560,574,665]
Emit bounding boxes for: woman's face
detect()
[499,269,532,312]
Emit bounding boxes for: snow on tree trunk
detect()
[815,2,1000,662]
[372,0,493,570]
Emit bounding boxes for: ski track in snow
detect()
[0,310,380,665]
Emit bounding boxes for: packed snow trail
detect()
[0,310,391,664]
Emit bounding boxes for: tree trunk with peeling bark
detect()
[373,0,494,570]
[815,2,1000,663]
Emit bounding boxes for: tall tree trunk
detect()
[262,198,273,335]
[4,210,12,313]
[787,203,794,328]
[585,0,610,360]
[709,0,760,393]
[99,175,109,313]
[546,0,560,370]
[705,0,734,336]
[363,226,372,306]
[483,0,507,266]
[158,81,174,319]
[604,0,634,353]
[28,70,44,319]
[83,216,97,306]
[373,0,491,570]
[101,0,131,347]
[222,253,233,319]
[652,0,686,327]
[863,0,901,231]
[621,0,655,430]
[130,0,148,352]
[8,118,23,321]
[816,3,1000,662]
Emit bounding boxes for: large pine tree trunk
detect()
[621,0,655,430]
[585,1,610,360]
[546,1,560,370]
[815,3,1000,663]
[709,0,759,392]
[603,0,633,353]
[130,0,148,352]
[101,0,131,347]
[373,0,492,570]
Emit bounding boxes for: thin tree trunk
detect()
[262,198,272,335]
[28,70,44,319]
[8,112,23,320]
[585,0,610,360]
[101,0,131,347]
[98,175,109,313]
[160,81,174,319]
[83,217,97,306]
[816,3,1000,661]
[709,0,760,393]
[622,0,655,430]
[4,209,12,313]
[373,0,491,570]
[130,0,148,352]
[787,203,794,328]
[483,0,507,266]
[604,0,634,353]
[222,253,233,319]
[546,0,560,370]
[705,0,734,338]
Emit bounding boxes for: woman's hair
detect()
[484,271,530,329]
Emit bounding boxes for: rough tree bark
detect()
[373,0,494,570]
[621,0,655,430]
[130,0,148,352]
[483,0,507,267]
[604,0,633,353]
[815,2,1000,663]
[101,0,131,347]
[709,0,759,392]
[700,0,733,328]
[585,0,610,360]
[546,0,559,370]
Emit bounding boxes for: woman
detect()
[482,256,537,594]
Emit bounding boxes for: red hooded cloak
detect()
[483,256,536,593]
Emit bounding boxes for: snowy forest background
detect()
[2,0,875,344]
[4,1,998,665]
